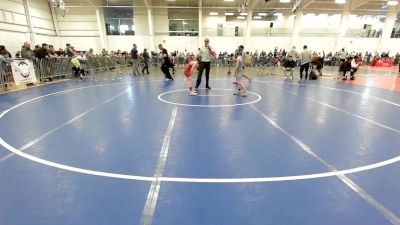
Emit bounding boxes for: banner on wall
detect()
[11,59,37,85]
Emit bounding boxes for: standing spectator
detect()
[130,44,141,75]
[170,52,176,75]
[300,45,311,80]
[48,45,58,58]
[141,48,150,75]
[21,42,34,60]
[85,48,94,60]
[338,48,346,65]
[158,44,174,81]
[0,48,11,61]
[33,45,40,57]
[0,45,11,58]
[35,43,49,60]
[287,46,299,61]
[65,44,74,57]
[21,42,35,86]
[102,48,107,56]
[56,48,65,56]
[195,37,216,89]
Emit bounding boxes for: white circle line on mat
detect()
[158,88,262,107]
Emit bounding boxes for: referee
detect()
[195,38,216,89]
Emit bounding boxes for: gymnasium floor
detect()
[0,68,400,225]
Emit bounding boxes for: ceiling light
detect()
[209,12,218,16]
[225,12,234,16]
[237,16,246,19]
[273,13,282,16]
[319,13,328,17]
[240,12,247,16]
[280,0,290,2]
[335,0,345,4]
[253,16,262,19]
[224,0,234,2]
[258,13,267,16]
[388,0,398,6]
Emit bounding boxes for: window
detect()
[391,13,400,38]
[169,19,198,36]
[168,9,198,36]
[104,7,135,35]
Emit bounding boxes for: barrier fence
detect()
[0,55,135,93]
[0,60,13,93]
[2,54,369,93]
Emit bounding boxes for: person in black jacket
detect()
[141,48,150,75]
[283,55,296,79]
[158,44,174,81]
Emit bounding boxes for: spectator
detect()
[65,44,74,57]
[56,48,65,56]
[85,48,94,60]
[283,55,296,79]
[300,45,312,80]
[340,57,352,80]
[0,45,12,58]
[71,54,85,79]
[35,43,49,59]
[48,45,58,58]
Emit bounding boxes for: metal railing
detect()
[86,55,132,81]
[33,57,72,82]
[0,60,14,93]
[0,55,138,93]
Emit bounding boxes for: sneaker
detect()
[189,91,198,96]
[233,81,238,84]
[342,77,347,81]
[233,90,241,95]
[206,86,211,89]
[240,91,248,97]
[350,77,355,80]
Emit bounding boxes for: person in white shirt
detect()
[195,38,216,89]
[350,55,361,80]
[300,45,311,80]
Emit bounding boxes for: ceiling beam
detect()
[85,0,96,6]
[248,0,258,11]
[142,0,150,7]
[350,0,368,10]
[300,0,315,9]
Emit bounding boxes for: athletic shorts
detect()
[235,69,243,79]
